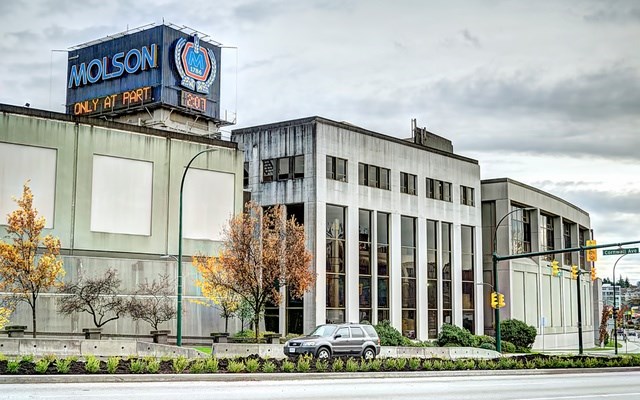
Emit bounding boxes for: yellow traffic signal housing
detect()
[591,267,597,281]
[571,265,578,279]
[551,259,560,276]
[498,293,506,308]
[586,239,597,262]
[491,291,498,309]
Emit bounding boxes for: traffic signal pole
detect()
[576,257,584,355]
[493,239,640,354]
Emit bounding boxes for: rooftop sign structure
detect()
[65,24,228,125]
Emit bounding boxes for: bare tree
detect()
[58,269,128,328]
[129,274,177,331]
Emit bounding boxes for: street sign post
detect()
[603,248,639,256]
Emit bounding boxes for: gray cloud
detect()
[584,7,640,23]
[460,29,481,48]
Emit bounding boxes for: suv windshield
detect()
[309,325,337,337]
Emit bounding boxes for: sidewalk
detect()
[541,338,640,356]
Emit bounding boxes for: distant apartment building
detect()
[233,118,483,340]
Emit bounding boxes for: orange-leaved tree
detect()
[191,256,240,333]
[194,202,314,341]
[0,183,65,337]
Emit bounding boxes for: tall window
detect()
[540,214,555,261]
[401,216,416,339]
[426,178,452,202]
[460,185,475,206]
[377,212,390,322]
[263,155,305,181]
[326,205,346,323]
[511,206,531,254]
[400,172,417,195]
[461,225,475,333]
[442,222,453,325]
[427,220,438,339]
[326,155,347,182]
[243,162,249,188]
[579,229,587,270]
[358,163,390,190]
[563,221,573,265]
[286,203,305,334]
[359,209,372,323]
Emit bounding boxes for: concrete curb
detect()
[2,367,640,384]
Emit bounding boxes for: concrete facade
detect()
[481,178,596,350]
[233,117,483,341]
[0,104,244,338]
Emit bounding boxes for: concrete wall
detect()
[0,105,245,338]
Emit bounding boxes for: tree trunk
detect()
[224,315,229,333]
[254,313,260,342]
[31,304,37,338]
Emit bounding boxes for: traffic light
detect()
[586,239,597,262]
[498,293,506,308]
[571,265,578,279]
[491,291,498,309]
[591,267,597,281]
[551,259,560,276]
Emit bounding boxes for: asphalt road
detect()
[2,371,640,400]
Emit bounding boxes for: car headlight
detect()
[302,341,316,346]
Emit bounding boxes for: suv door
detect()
[332,327,351,355]
[349,326,366,355]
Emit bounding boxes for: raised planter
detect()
[151,330,170,344]
[82,328,102,340]
[5,325,27,338]
[264,333,281,344]
[210,332,229,343]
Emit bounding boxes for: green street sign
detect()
[603,248,639,256]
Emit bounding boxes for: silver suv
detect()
[283,323,381,359]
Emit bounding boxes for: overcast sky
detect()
[1,0,639,282]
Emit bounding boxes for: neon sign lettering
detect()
[73,86,153,116]
[68,44,158,89]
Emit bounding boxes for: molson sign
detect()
[65,25,222,122]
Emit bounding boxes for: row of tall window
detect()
[510,205,589,266]
[326,204,474,338]
[358,162,391,190]
[426,178,452,202]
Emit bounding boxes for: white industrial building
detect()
[233,118,483,340]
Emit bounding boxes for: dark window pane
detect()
[359,243,371,275]
[326,205,345,239]
[336,158,347,182]
[294,155,304,178]
[377,212,389,244]
[359,163,366,185]
[463,311,474,333]
[380,168,390,190]
[263,159,274,182]
[327,309,345,324]
[359,277,371,308]
[402,310,416,339]
[378,309,390,323]
[462,282,474,310]
[326,240,345,273]
[401,278,416,308]
[428,280,437,309]
[243,162,249,188]
[287,309,304,335]
[326,156,334,179]
[401,216,415,247]
[368,165,378,187]
[278,157,290,180]
[443,310,452,325]
[359,209,371,243]
[428,310,438,339]
[443,281,452,309]
[377,245,389,276]
[326,274,345,308]
[443,182,451,202]
[359,310,372,324]
[377,277,389,308]
[401,247,415,278]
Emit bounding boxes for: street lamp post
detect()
[612,254,627,355]
[176,147,219,346]
[492,207,535,352]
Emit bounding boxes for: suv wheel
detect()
[316,347,331,359]
[362,347,376,360]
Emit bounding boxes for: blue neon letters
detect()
[68,44,158,88]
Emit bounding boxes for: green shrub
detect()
[85,356,101,373]
[501,341,517,353]
[55,358,73,374]
[281,359,295,373]
[395,358,407,371]
[369,358,383,371]
[172,356,189,373]
[331,358,344,372]
[408,358,421,370]
[296,355,312,373]
[246,358,260,373]
[383,358,397,370]
[500,319,537,350]
[479,342,496,351]
[345,358,359,372]
[7,359,20,374]
[43,354,57,363]
[374,320,405,346]
[359,360,371,372]
[0,353,6,362]
[206,357,219,373]
[146,359,160,374]
[190,359,206,374]
[129,359,146,374]
[106,357,120,374]
[315,359,328,372]
[227,360,245,373]
[34,359,50,374]
[436,324,475,347]
[21,355,34,363]
[261,360,276,373]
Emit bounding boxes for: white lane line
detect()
[514,392,640,400]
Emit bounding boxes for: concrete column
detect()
[416,217,428,340]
